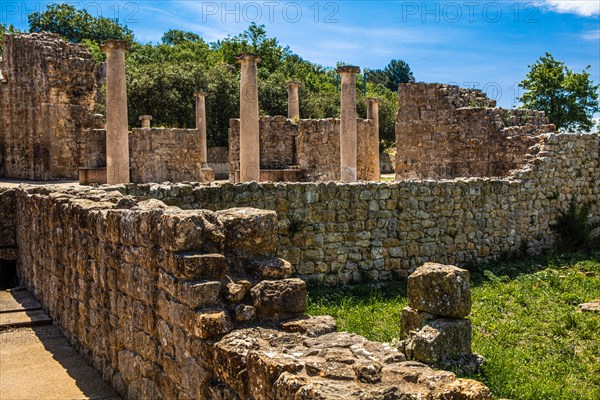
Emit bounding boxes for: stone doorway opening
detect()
[0,260,18,290]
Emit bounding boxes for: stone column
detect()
[139,115,152,129]
[102,40,130,184]
[195,92,208,167]
[236,53,261,182]
[365,98,381,181]
[287,81,301,120]
[337,65,360,182]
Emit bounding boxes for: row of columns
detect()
[102,39,379,185]
[237,57,379,183]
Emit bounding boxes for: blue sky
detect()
[2,1,599,108]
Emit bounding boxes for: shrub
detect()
[551,201,600,252]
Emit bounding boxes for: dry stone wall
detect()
[0,33,100,180]
[395,83,556,179]
[124,133,599,285]
[229,116,378,182]
[9,185,492,399]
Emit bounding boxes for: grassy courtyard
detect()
[308,253,600,400]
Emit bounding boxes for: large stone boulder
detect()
[408,263,471,318]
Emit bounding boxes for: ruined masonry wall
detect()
[0,33,100,179]
[228,116,378,181]
[8,186,493,399]
[130,128,206,183]
[125,133,599,285]
[80,128,208,183]
[395,83,556,179]
[13,186,306,398]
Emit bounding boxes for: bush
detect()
[551,201,600,252]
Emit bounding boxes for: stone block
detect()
[216,208,278,257]
[250,279,307,319]
[408,262,471,318]
[191,310,233,339]
[246,256,292,279]
[400,306,436,339]
[167,252,228,280]
[405,318,472,363]
[159,210,224,253]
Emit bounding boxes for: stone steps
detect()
[0,289,52,330]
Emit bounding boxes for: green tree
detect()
[369,59,413,92]
[161,29,201,46]
[0,23,20,56]
[519,53,599,132]
[28,3,133,45]
[212,23,290,74]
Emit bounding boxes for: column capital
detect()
[195,91,208,98]
[287,81,302,89]
[101,39,130,52]
[236,53,262,63]
[336,65,361,75]
[364,97,381,104]
[138,115,153,120]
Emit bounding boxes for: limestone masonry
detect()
[396,83,557,179]
[0,185,492,399]
[125,132,599,285]
[229,117,378,182]
[0,33,100,180]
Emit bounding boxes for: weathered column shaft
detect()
[195,92,208,166]
[103,40,129,184]
[337,66,360,182]
[287,81,300,120]
[237,54,261,182]
[365,98,380,181]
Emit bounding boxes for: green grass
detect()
[307,253,600,400]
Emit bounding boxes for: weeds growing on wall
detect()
[551,201,600,252]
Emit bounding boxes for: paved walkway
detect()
[0,289,120,400]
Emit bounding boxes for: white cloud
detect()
[537,0,600,17]
[580,29,600,40]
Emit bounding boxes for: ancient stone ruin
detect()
[0,185,493,399]
[0,30,598,400]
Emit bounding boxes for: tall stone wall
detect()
[395,83,556,179]
[0,33,100,180]
[124,133,599,285]
[228,116,378,182]
[9,185,491,399]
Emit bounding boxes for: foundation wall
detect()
[0,33,99,180]
[125,133,599,285]
[228,116,378,182]
[395,83,557,179]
